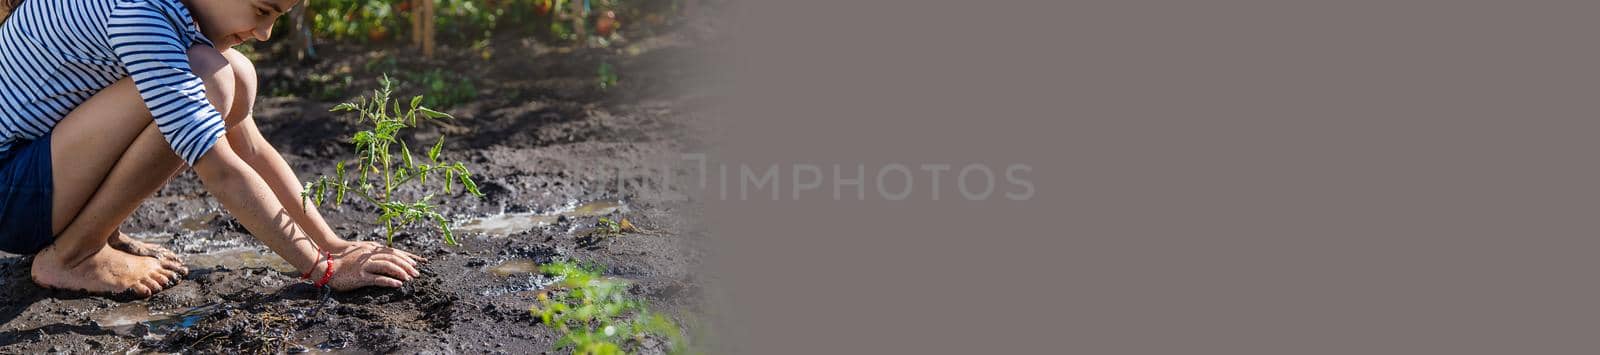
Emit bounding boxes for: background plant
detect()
[405,69,479,109]
[302,76,485,246]
[310,0,405,42]
[276,0,693,48]
[533,261,686,354]
[268,0,700,91]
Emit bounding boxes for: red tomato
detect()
[534,0,552,16]
[596,11,618,36]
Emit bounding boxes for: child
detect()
[0,0,423,297]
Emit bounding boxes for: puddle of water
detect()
[125,232,173,247]
[144,304,217,334]
[565,200,623,217]
[480,258,564,296]
[486,259,542,277]
[177,211,222,232]
[94,304,153,335]
[456,213,559,237]
[457,200,626,237]
[95,303,221,339]
[185,247,297,273]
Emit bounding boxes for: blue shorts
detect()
[0,135,55,254]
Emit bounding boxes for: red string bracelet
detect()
[313,256,335,288]
[301,251,331,280]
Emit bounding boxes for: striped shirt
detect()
[0,0,224,166]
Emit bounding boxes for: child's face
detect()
[188,0,302,48]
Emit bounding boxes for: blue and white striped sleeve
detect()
[104,4,225,167]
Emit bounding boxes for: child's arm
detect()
[194,136,420,289]
[214,48,353,253]
[219,50,420,261]
[227,114,363,253]
[228,115,425,260]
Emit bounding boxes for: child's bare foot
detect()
[31,243,181,297]
[108,231,187,275]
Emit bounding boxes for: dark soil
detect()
[0,7,725,354]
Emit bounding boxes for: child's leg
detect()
[32,48,240,296]
[107,48,264,265]
[45,78,170,236]
[33,123,185,296]
[66,122,187,265]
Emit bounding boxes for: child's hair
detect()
[0,0,18,24]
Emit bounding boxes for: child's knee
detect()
[221,49,257,127]
[186,47,237,120]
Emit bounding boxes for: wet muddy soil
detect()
[0,8,724,353]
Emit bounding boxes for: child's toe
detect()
[157,258,188,275]
[129,284,153,298]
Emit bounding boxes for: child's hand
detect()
[329,240,427,263]
[322,244,424,291]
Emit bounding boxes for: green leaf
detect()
[401,141,416,171]
[429,136,444,162]
[331,102,359,112]
[336,183,347,203]
[445,168,455,194]
[416,106,453,120]
[314,179,327,205]
[300,181,313,209]
[575,305,597,322]
[458,166,482,196]
[410,95,423,110]
[433,213,457,246]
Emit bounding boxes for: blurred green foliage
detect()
[533,261,687,355]
[280,0,691,45]
[405,69,478,109]
[262,0,698,96]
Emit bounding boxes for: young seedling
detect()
[302,76,484,246]
[595,217,636,236]
[532,261,686,355]
[577,217,646,249]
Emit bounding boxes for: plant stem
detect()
[382,148,393,200]
[322,180,384,207]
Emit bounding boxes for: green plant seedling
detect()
[302,75,484,246]
[598,217,621,235]
[531,261,686,355]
